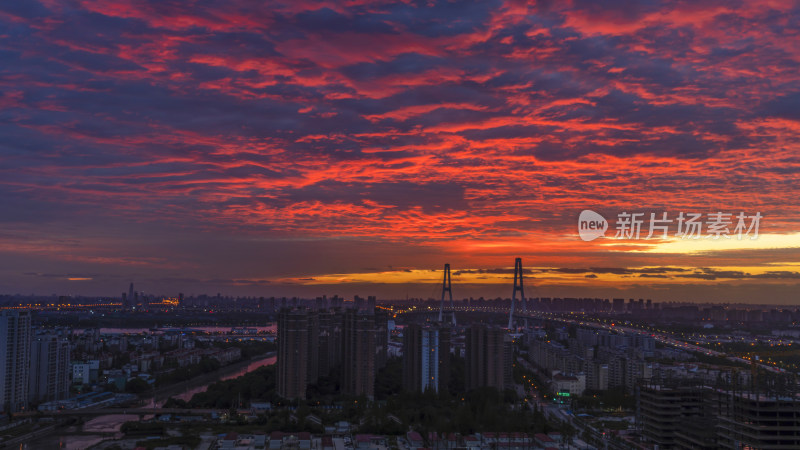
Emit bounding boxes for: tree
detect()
[125,377,151,394]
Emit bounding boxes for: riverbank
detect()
[147,352,277,406]
[19,353,276,449]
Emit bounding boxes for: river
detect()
[74,325,277,335]
[150,354,276,406]
[22,355,276,449]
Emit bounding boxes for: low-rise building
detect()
[552,372,586,396]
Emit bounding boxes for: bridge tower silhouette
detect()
[507,257,525,329]
[438,263,455,325]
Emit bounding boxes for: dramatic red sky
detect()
[1,0,799,303]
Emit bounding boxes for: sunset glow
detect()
[1,0,799,303]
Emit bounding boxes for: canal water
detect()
[80,325,277,335]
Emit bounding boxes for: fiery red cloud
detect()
[0,0,799,302]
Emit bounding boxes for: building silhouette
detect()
[0,311,32,413]
[638,382,711,449]
[375,308,389,370]
[29,332,70,404]
[715,390,800,448]
[638,380,800,449]
[316,309,343,378]
[342,309,377,399]
[277,308,309,400]
[127,282,134,308]
[277,305,387,401]
[402,323,451,393]
[465,324,512,391]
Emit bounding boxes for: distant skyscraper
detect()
[29,333,70,404]
[465,324,512,391]
[128,283,134,307]
[0,311,32,413]
[277,308,309,400]
[403,324,451,393]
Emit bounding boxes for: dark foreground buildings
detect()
[465,324,513,391]
[402,323,451,393]
[638,380,800,449]
[341,309,379,398]
[29,332,70,404]
[0,310,32,413]
[276,308,309,400]
[277,303,388,400]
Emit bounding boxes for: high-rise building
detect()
[637,381,800,449]
[29,333,70,404]
[353,296,365,311]
[342,309,376,399]
[306,311,320,384]
[277,306,387,401]
[375,309,389,370]
[0,311,32,413]
[277,308,309,400]
[317,310,342,377]
[403,324,451,393]
[715,390,800,449]
[637,382,711,449]
[584,360,609,391]
[465,324,512,391]
[439,326,451,393]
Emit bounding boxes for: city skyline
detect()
[2,1,800,303]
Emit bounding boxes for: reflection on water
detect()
[23,356,276,449]
[90,325,277,335]
[155,355,276,405]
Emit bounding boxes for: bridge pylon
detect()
[438,263,455,325]
[507,257,525,329]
